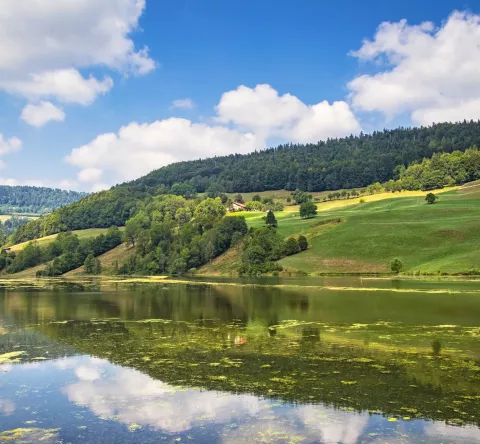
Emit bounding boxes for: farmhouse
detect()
[231,202,246,212]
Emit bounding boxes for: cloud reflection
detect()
[59,357,371,442]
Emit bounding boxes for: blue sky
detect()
[0,0,479,191]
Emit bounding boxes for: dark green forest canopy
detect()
[131,120,480,193]
[9,120,480,244]
[0,185,87,214]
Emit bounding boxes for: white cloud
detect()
[3,69,113,106]
[348,11,480,125]
[0,0,154,76]
[172,98,195,109]
[77,168,103,183]
[0,134,22,155]
[21,101,66,127]
[0,0,154,114]
[216,84,361,142]
[65,118,259,182]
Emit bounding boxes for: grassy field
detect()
[7,228,124,253]
[206,186,480,275]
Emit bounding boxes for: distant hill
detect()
[9,120,480,244]
[0,185,87,215]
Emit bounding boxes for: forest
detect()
[9,120,480,245]
[0,185,87,215]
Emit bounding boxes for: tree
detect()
[425,193,437,204]
[252,194,261,202]
[84,253,95,274]
[193,198,226,231]
[391,258,403,274]
[299,201,317,219]
[298,235,308,251]
[265,210,277,227]
[285,237,300,255]
[234,194,244,204]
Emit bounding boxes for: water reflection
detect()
[1,278,480,443]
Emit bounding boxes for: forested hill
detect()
[0,185,87,215]
[131,120,480,193]
[9,120,480,244]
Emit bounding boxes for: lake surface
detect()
[1,276,480,443]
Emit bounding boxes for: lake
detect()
[1,276,480,443]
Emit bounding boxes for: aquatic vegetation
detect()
[0,428,59,442]
[0,351,25,364]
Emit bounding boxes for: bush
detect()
[285,237,300,256]
[298,235,308,251]
[391,258,403,274]
[425,193,437,204]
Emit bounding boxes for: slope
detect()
[199,186,479,275]
[64,243,135,277]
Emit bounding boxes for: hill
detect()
[198,185,480,275]
[9,121,480,244]
[0,185,87,215]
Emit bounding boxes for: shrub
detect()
[298,235,308,251]
[425,193,437,204]
[391,258,403,274]
[285,237,300,256]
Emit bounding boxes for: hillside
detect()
[0,185,87,215]
[10,121,480,244]
[198,185,480,275]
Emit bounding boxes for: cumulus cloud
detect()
[0,0,154,114]
[21,101,66,127]
[0,134,22,155]
[65,118,259,182]
[77,168,103,183]
[216,84,361,142]
[3,69,113,106]
[348,11,480,125]
[172,98,195,109]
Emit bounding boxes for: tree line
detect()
[0,185,87,215]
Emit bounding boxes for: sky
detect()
[0,0,479,192]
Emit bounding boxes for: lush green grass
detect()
[279,189,480,274]
[8,228,124,253]
[220,186,480,275]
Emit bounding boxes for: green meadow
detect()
[8,228,124,253]
[219,186,480,275]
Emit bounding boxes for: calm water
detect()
[1,277,480,443]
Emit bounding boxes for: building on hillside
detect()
[230,201,247,212]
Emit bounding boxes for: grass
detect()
[64,243,135,277]
[210,186,480,275]
[7,228,124,253]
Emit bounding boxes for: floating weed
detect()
[0,351,25,364]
